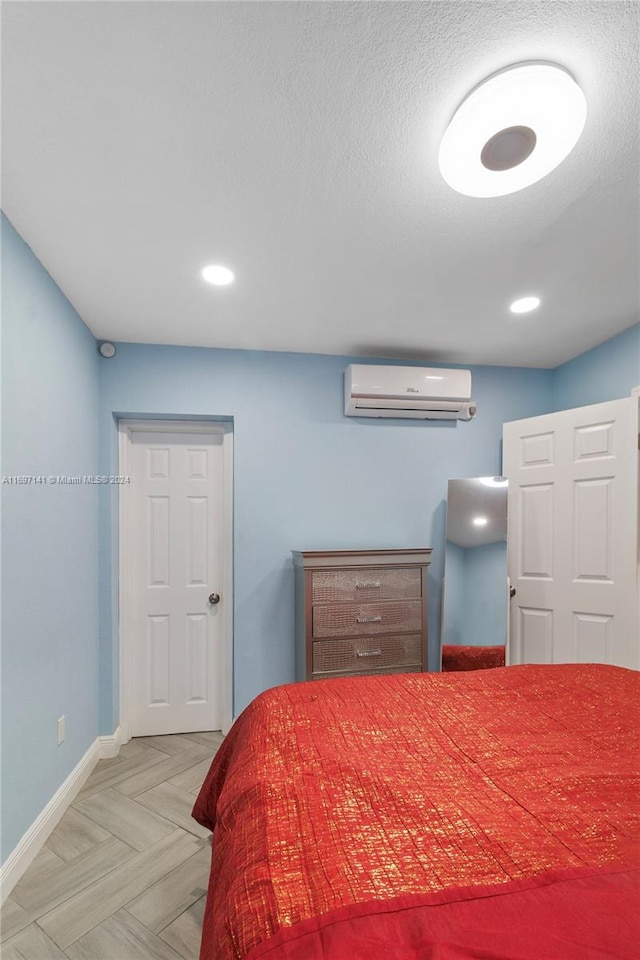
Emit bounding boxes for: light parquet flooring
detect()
[2,732,223,960]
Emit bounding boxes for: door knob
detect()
[509,586,516,598]
[208,592,221,605]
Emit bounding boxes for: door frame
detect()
[118,419,234,742]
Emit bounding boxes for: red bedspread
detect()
[192,664,640,960]
[441,644,505,671]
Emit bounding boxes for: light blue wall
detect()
[442,540,507,648]
[462,540,508,646]
[98,345,553,727]
[552,323,639,411]
[1,215,100,861]
[442,541,465,646]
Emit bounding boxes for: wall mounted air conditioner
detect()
[344,364,477,420]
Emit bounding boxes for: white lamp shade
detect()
[439,62,587,198]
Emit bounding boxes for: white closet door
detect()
[503,397,639,670]
[130,429,224,735]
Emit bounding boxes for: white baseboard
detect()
[98,726,122,759]
[1,730,122,903]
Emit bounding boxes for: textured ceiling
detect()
[2,1,639,367]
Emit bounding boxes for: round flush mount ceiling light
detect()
[439,62,587,197]
[472,516,489,526]
[201,264,234,286]
[479,476,508,488]
[510,295,541,314]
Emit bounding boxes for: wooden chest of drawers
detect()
[292,549,432,682]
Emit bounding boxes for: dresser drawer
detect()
[312,633,422,675]
[311,567,422,603]
[313,665,422,681]
[312,600,422,638]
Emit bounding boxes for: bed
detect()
[441,643,505,671]
[192,663,639,960]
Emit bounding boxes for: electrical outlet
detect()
[57,715,65,745]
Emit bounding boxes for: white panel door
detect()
[130,429,224,735]
[503,397,639,670]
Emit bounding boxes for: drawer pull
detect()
[356,648,383,658]
[355,581,382,589]
[356,615,382,623]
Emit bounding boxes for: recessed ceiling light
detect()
[510,296,541,314]
[473,516,489,526]
[201,264,234,286]
[439,62,587,198]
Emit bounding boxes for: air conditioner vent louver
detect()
[345,365,476,421]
